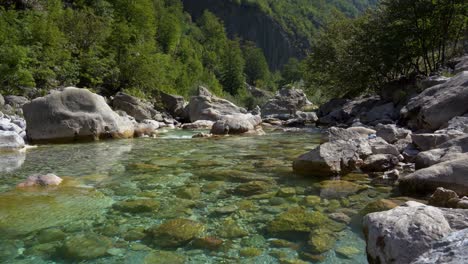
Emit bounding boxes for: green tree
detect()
[242,41,270,86]
[220,40,245,95]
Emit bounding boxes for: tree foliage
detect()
[305,0,467,102]
[0,0,274,99]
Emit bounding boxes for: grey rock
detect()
[181,120,214,130]
[296,111,318,123]
[361,102,398,125]
[418,75,449,89]
[23,87,134,142]
[112,92,160,122]
[0,94,4,108]
[327,126,374,142]
[293,138,371,177]
[210,113,262,135]
[412,133,459,151]
[369,137,400,156]
[158,91,186,119]
[186,86,246,122]
[454,56,468,74]
[363,202,456,264]
[399,157,468,196]
[436,115,468,134]
[361,154,399,172]
[414,134,468,169]
[4,95,29,108]
[401,71,468,131]
[318,96,382,126]
[376,124,411,144]
[410,228,468,264]
[0,131,25,151]
[261,87,310,117]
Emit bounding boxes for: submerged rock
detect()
[61,233,112,260]
[112,199,160,213]
[23,87,134,143]
[147,218,205,248]
[0,186,113,238]
[267,207,332,239]
[318,180,367,199]
[17,174,63,187]
[143,250,186,264]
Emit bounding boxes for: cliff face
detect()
[181,0,308,70]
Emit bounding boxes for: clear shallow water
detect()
[0,129,391,263]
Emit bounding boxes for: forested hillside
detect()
[0,0,274,102]
[182,0,378,69]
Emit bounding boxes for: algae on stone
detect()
[147,218,204,247]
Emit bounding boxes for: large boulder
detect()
[261,87,310,117]
[186,86,246,122]
[410,228,468,264]
[376,124,411,144]
[401,71,468,131]
[23,87,134,143]
[0,131,25,151]
[293,127,393,177]
[361,102,398,125]
[293,139,370,177]
[158,91,186,119]
[414,134,468,169]
[412,133,459,151]
[399,157,468,196]
[112,92,161,122]
[363,202,468,264]
[318,96,383,126]
[210,113,262,135]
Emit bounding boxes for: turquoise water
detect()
[0,129,391,263]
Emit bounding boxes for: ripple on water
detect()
[0,130,388,263]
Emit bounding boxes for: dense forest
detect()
[0,0,275,105]
[0,0,466,106]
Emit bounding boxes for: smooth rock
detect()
[62,233,112,260]
[401,71,468,131]
[23,87,134,142]
[363,202,453,264]
[112,92,160,122]
[0,130,25,151]
[399,157,468,196]
[186,86,245,122]
[262,87,310,117]
[17,174,63,187]
[211,113,262,135]
[147,219,204,248]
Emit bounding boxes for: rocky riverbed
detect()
[0,129,399,263]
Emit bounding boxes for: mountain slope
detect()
[182,0,378,70]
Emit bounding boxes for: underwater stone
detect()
[147,218,204,248]
[112,199,160,213]
[62,233,112,260]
